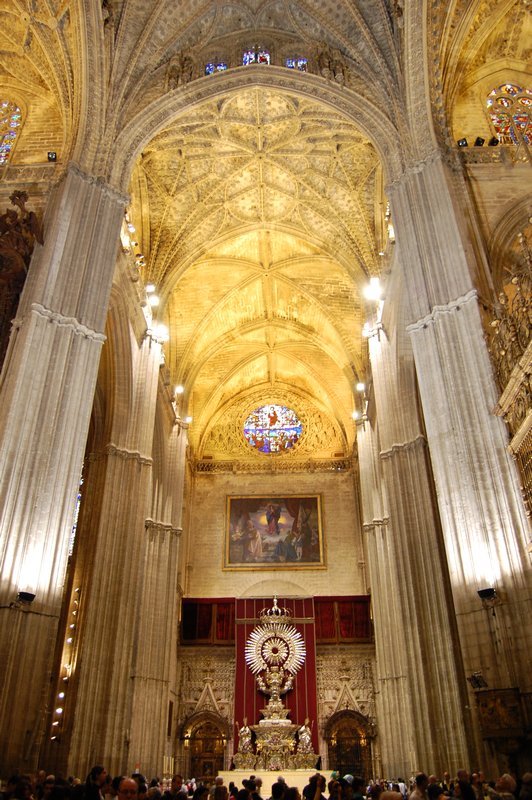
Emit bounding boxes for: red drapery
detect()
[234,597,318,752]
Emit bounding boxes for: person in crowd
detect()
[303,775,327,800]
[351,779,365,800]
[455,771,476,800]
[83,768,108,800]
[192,788,208,800]
[267,783,285,800]
[487,776,517,800]
[328,781,340,800]
[427,778,443,800]
[117,780,138,800]
[209,779,224,799]
[284,790,301,800]
[165,778,187,800]
[214,787,228,800]
[410,774,428,800]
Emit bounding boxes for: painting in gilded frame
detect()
[224,495,324,570]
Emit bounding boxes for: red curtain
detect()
[216,601,235,642]
[314,599,336,640]
[234,597,318,752]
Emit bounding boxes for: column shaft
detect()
[0,165,125,775]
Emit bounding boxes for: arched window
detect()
[0,100,22,165]
[285,57,308,72]
[243,404,302,453]
[205,61,228,75]
[243,49,270,66]
[486,83,531,144]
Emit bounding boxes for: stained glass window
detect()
[487,84,532,144]
[205,62,228,75]
[243,50,271,66]
[0,101,22,166]
[286,57,308,72]
[244,404,302,454]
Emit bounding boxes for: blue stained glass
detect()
[243,404,302,454]
[0,100,22,165]
[286,57,307,71]
[487,84,531,145]
[205,62,228,75]
[243,50,270,66]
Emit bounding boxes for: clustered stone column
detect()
[358,269,471,774]
[0,164,126,775]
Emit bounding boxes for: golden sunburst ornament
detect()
[245,621,306,675]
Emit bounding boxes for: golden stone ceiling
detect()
[130,87,382,457]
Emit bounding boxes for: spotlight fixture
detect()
[17,591,36,604]
[477,587,497,601]
[356,382,366,392]
[474,137,485,146]
[457,138,468,147]
[363,276,382,301]
[488,136,499,146]
[47,151,57,162]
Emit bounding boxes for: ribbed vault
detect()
[130,86,383,458]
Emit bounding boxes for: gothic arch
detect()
[180,709,232,741]
[488,197,532,291]
[324,709,373,779]
[108,66,403,192]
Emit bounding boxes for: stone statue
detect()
[167,53,194,90]
[237,717,253,753]
[297,718,312,753]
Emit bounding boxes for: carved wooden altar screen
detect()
[234,597,318,753]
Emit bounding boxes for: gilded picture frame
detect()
[224,495,324,570]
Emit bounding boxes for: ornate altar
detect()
[233,598,319,771]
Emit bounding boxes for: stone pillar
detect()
[0,164,125,775]
[65,327,164,779]
[358,265,472,773]
[389,156,532,712]
[358,418,416,778]
[127,417,189,778]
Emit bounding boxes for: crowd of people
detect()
[1,767,531,800]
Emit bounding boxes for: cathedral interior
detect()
[0,0,531,786]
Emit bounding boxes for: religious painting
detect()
[224,495,324,570]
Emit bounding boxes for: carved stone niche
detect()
[0,190,43,371]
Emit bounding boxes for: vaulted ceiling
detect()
[129,88,383,457]
[0,0,528,459]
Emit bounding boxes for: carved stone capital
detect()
[144,518,182,537]
[105,443,153,466]
[406,289,478,334]
[12,303,107,343]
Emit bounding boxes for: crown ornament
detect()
[245,596,306,677]
[258,596,292,624]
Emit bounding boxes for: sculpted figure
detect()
[297,718,312,753]
[237,718,253,753]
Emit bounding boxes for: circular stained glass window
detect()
[243,404,302,454]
